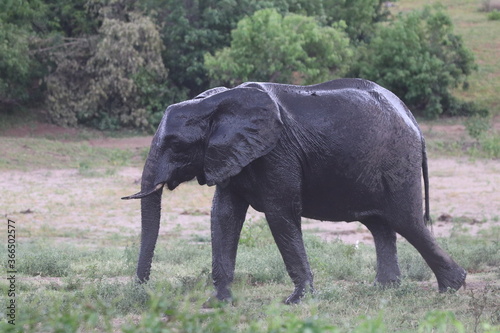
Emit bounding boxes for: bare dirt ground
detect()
[1,122,499,248]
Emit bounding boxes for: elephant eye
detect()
[170,141,183,152]
[169,138,189,153]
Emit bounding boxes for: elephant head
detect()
[122,85,283,282]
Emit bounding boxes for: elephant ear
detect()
[194,86,229,99]
[203,87,283,186]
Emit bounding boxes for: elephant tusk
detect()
[121,183,164,200]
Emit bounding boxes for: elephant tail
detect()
[422,138,432,227]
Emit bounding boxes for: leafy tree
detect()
[0,0,48,109]
[46,7,177,130]
[44,0,99,36]
[204,8,353,86]
[141,0,285,97]
[322,0,392,41]
[142,0,387,97]
[353,6,481,118]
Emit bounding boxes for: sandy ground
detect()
[1,154,498,247]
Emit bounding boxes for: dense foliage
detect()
[0,0,486,130]
[205,9,353,86]
[46,10,174,130]
[352,5,481,118]
[0,0,47,108]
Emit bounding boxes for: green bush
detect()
[465,116,500,158]
[0,0,47,109]
[45,5,178,130]
[322,0,392,42]
[479,131,500,158]
[353,5,481,118]
[239,218,275,247]
[205,8,353,86]
[465,115,491,139]
[142,0,389,97]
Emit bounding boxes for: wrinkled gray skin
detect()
[123,79,466,304]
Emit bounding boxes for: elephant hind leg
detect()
[362,217,401,287]
[391,219,466,292]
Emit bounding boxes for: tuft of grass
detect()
[441,237,499,273]
[16,241,137,278]
[306,236,375,282]
[399,243,433,282]
[239,217,275,247]
[17,242,79,277]
[478,131,500,158]
[488,10,500,20]
[465,115,491,139]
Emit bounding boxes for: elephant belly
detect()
[301,186,382,223]
[299,163,393,223]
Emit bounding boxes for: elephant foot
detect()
[374,275,401,289]
[202,295,233,308]
[284,283,315,304]
[437,266,467,292]
[203,289,233,308]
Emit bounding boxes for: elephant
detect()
[123,78,466,304]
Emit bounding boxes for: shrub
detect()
[0,0,47,109]
[443,237,499,272]
[205,8,353,86]
[465,116,500,158]
[479,131,500,158]
[322,0,392,41]
[353,5,481,118]
[465,115,491,139]
[46,6,180,131]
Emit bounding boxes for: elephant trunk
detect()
[122,134,165,283]
[136,145,164,282]
[137,188,162,282]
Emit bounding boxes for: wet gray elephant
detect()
[123,78,466,304]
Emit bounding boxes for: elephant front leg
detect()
[266,212,314,304]
[210,186,249,302]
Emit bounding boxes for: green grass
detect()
[488,9,500,20]
[0,137,144,170]
[1,220,498,332]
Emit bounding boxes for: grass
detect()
[418,114,500,158]
[1,225,498,332]
[0,137,144,171]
